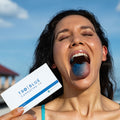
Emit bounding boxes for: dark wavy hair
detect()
[30,9,115,103]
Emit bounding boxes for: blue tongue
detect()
[72,63,85,76]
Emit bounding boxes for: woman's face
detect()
[53,15,107,90]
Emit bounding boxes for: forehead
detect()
[55,15,94,31]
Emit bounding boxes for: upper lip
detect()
[70,49,90,63]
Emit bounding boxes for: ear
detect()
[102,45,108,61]
[51,64,57,69]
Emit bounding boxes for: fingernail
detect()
[33,115,37,120]
[17,107,24,113]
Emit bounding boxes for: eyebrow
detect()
[80,26,95,32]
[55,29,69,39]
[55,25,95,39]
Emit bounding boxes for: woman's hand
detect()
[0,107,36,120]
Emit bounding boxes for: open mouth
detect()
[70,53,90,65]
[70,52,90,78]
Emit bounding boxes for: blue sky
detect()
[0,0,120,100]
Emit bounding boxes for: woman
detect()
[0,9,120,120]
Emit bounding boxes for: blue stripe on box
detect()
[19,80,59,107]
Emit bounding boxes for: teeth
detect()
[71,53,88,60]
[70,52,90,64]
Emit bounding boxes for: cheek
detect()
[53,42,69,62]
[89,37,104,64]
[89,37,102,52]
[53,43,63,56]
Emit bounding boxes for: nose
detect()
[70,35,84,48]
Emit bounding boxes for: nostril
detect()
[72,43,76,46]
[72,42,83,46]
[79,42,83,45]
[71,42,84,47]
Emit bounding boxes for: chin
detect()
[71,77,95,91]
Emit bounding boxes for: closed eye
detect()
[82,33,93,36]
[59,36,70,41]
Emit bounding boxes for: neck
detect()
[60,78,103,117]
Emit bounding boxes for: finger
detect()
[0,107,24,120]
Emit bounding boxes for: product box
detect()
[1,63,62,113]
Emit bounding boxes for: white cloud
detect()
[0,0,29,19]
[116,2,120,11]
[0,18,12,27]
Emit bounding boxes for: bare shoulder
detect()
[25,97,61,120]
[102,95,120,111]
